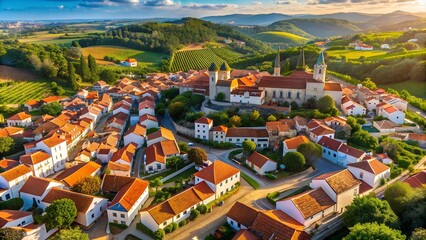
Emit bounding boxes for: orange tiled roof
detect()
[285,188,335,219]
[403,170,426,188]
[314,169,360,194]
[110,143,137,164]
[42,96,62,103]
[7,112,31,121]
[20,151,51,166]
[310,125,335,136]
[42,188,98,213]
[139,114,158,123]
[20,176,61,196]
[194,160,240,185]
[247,151,274,169]
[145,140,179,165]
[0,159,19,170]
[283,136,310,150]
[0,127,24,137]
[0,210,32,227]
[0,165,32,182]
[226,128,269,138]
[348,159,389,175]
[54,162,100,187]
[232,230,260,240]
[195,117,213,125]
[324,82,342,91]
[146,127,175,141]
[41,133,67,148]
[212,125,228,133]
[407,133,426,142]
[109,177,149,211]
[227,202,259,228]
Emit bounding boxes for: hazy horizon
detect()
[1,0,425,21]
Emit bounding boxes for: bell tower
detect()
[273,48,281,76]
[313,51,327,82]
[209,63,219,100]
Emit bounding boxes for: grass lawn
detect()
[241,172,259,189]
[258,148,282,162]
[19,30,103,47]
[327,49,387,60]
[164,167,196,184]
[143,169,173,181]
[81,45,168,68]
[379,80,426,98]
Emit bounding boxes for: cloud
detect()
[253,1,262,5]
[110,0,139,3]
[182,3,237,10]
[57,5,65,9]
[276,0,297,4]
[142,0,175,6]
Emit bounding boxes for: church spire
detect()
[296,45,306,71]
[316,50,325,65]
[273,48,281,76]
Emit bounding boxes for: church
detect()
[178,48,343,106]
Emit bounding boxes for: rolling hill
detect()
[252,31,309,44]
[365,11,421,27]
[202,13,293,26]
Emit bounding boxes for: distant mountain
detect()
[365,11,421,27]
[296,12,379,23]
[202,13,293,26]
[381,18,426,31]
[268,18,361,38]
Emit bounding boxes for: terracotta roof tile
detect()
[20,176,61,196]
[0,210,32,227]
[314,169,360,194]
[258,76,307,89]
[232,230,260,240]
[194,160,240,185]
[42,188,99,213]
[247,152,274,169]
[226,128,269,138]
[403,170,426,188]
[41,133,67,148]
[310,125,335,136]
[145,140,179,165]
[227,202,258,228]
[0,159,19,170]
[212,125,228,133]
[107,176,149,211]
[147,127,175,141]
[195,117,213,125]
[7,112,31,121]
[324,82,342,91]
[54,162,100,187]
[19,151,51,166]
[110,143,137,164]
[348,159,389,175]
[283,136,310,150]
[139,114,158,123]
[0,165,32,182]
[0,127,24,137]
[284,188,335,219]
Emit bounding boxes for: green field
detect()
[252,31,308,44]
[19,31,103,47]
[81,45,168,69]
[170,48,226,72]
[379,81,426,98]
[366,48,426,61]
[0,81,53,104]
[210,47,243,62]
[327,49,388,60]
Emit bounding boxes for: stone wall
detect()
[171,119,195,137]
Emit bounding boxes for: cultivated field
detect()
[81,45,167,68]
[326,49,388,60]
[211,47,243,62]
[170,48,225,72]
[18,30,103,47]
[380,81,426,98]
[252,31,308,44]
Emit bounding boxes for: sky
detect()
[0,0,425,20]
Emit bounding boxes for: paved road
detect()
[133,147,145,178]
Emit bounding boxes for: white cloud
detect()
[182,3,238,10]
[57,5,64,9]
[142,0,175,6]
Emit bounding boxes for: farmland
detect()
[210,47,243,62]
[81,45,167,69]
[326,49,388,60]
[18,30,103,47]
[252,31,308,44]
[170,48,226,72]
[379,80,426,98]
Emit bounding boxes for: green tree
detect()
[153,229,165,240]
[242,140,256,156]
[399,189,426,235]
[79,55,90,82]
[190,209,200,220]
[72,176,101,195]
[41,102,63,116]
[188,147,208,165]
[149,177,163,191]
[249,110,260,121]
[196,204,208,214]
[71,41,81,48]
[166,156,184,170]
[68,61,79,91]
[229,115,242,127]
[0,228,24,240]
[87,54,99,83]
[362,77,377,90]
[384,182,416,215]
[54,227,89,240]
[344,223,406,240]
[283,58,290,74]
[282,152,306,171]
[0,137,14,156]
[168,102,185,120]
[100,68,116,85]
[411,228,426,240]
[44,198,78,229]
[297,142,322,164]
[316,95,336,114]
[343,195,400,229]
[178,142,190,153]
[215,92,225,102]
[266,115,277,122]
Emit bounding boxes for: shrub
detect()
[153,229,165,240]
[197,204,208,215]
[163,224,173,233]
[380,178,386,186]
[190,209,200,220]
[265,174,277,180]
[136,223,154,237]
[171,222,179,231]
[282,152,306,171]
[178,219,187,227]
[397,157,412,169]
[390,165,403,179]
[0,198,23,210]
[267,191,279,205]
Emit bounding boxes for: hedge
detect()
[109,222,128,229]
[136,223,154,238]
[267,192,280,205]
[0,198,23,210]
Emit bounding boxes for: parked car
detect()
[188,142,194,146]
[218,201,225,206]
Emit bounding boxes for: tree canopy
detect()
[384,182,416,215]
[188,147,208,165]
[41,101,63,116]
[229,115,242,127]
[343,195,400,229]
[53,227,89,240]
[297,142,322,164]
[344,223,406,240]
[282,152,306,171]
[316,95,336,114]
[100,68,116,85]
[71,176,101,195]
[44,198,78,229]
[242,140,256,156]
[0,228,24,240]
[0,137,14,157]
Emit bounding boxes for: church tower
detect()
[209,63,219,100]
[313,51,327,82]
[273,48,281,76]
[219,62,231,80]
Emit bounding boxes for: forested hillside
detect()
[78,18,272,55]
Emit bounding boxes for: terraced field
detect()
[252,31,308,44]
[170,48,225,72]
[0,81,52,104]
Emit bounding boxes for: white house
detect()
[212,125,228,143]
[54,161,101,188]
[195,117,213,140]
[375,153,394,165]
[282,135,310,156]
[19,176,64,210]
[293,116,308,132]
[348,158,390,188]
[138,100,155,117]
[310,169,360,213]
[276,188,336,228]
[122,58,137,67]
[140,181,215,232]
[19,151,55,178]
[146,127,176,147]
[383,95,408,112]
[381,44,390,49]
[318,136,366,167]
[144,140,180,173]
[194,160,240,199]
[246,151,277,175]
[230,87,265,105]
[373,120,398,133]
[226,201,259,231]
[42,188,108,227]
[220,127,269,149]
[0,164,33,200]
[354,44,373,50]
[123,124,146,148]
[0,210,33,228]
[376,103,405,125]
[107,161,131,177]
[34,134,68,172]
[309,124,335,143]
[102,175,149,226]
[364,97,380,112]
[110,143,137,166]
[139,114,159,130]
[93,81,111,93]
[7,112,32,127]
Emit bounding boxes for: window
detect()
[121,214,125,218]
[184,210,187,214]
[297,92,300,99]
[163,222,167,226]
[230,220,234,225]
[273,91,276,98]
[91,213,94,218]
[333,153,336,157]
[220,183,223,187]
[280,91,283,98]
[319,69,322,74]
[177,214,180,218]
[226,180,228,184]
[359,172,363,179]
[288,92,291,99]
[121,221,126,224]
[157,164,161,169]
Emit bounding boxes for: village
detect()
[0,50,425,240]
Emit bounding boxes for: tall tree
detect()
[87,54,99,83]
[344,223,406,240]
[72,176,101,195]
[79,55,90,82]
[297,142,322,165]
[188,147,208,165]
[67,61,78,91]
[229,115,242,127]
[100,68,116,85]
[343,195,400,229]
[44,198,77,229]
[384,182,416,215]
[316,95,336,114]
